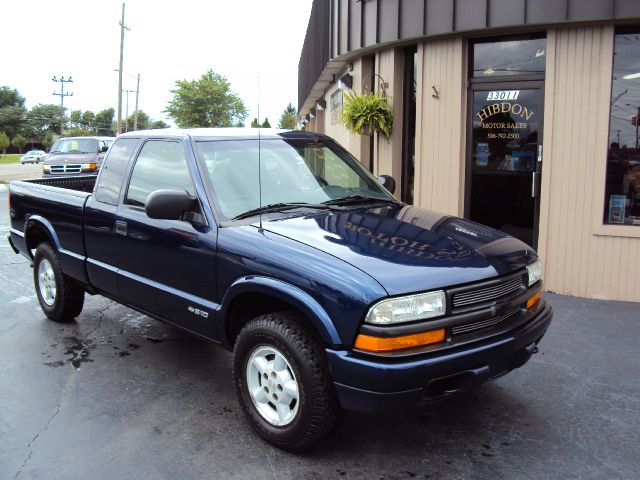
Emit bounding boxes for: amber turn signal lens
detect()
[355,329,445,352]
[527,291,541,310]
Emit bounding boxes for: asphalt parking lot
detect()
[1,188,639,480]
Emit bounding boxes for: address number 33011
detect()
[486,90,520,101]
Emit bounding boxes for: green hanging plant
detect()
[341,91,393,139]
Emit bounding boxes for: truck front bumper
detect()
[326,303,552,413]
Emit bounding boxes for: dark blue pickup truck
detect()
[8,128,552,451]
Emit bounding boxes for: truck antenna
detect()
[258,120,262,231]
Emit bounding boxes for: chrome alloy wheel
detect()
[246,346,300,426]
[38,259,57,306]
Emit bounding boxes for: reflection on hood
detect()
[262,205,536,295]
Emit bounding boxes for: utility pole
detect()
[123,89,134,132]
[133,73,140,131]
[116,3,130,136]
[628,104,640,149]
[52,76,73,135]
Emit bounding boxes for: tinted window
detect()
[472,36,546,77]
[95,138,138,205]
[604,30,640,225]
[126,140,195,207]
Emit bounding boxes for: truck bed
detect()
[9,175,96,284]
[21,175,97,193]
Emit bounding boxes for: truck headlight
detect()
[526,260,543,287]
[81,163,97,171]
[365,290,446,325]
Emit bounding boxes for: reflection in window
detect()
[126,141,195,207]
[604,30,640,226]
[472,36,546,77]
[196,139,391,220]
[95,138,138,205]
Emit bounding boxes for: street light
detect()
[115,69,140,131]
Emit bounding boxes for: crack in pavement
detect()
[12,370,77,479]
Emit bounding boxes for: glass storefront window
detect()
[604,30,640,226]
[472,36,546,78]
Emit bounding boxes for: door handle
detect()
[115,220,128,236]
[531,172,539,198]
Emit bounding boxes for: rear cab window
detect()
[95,138,139,205]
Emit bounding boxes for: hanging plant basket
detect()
[341,91,393,139]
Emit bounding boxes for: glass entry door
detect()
[467,84,543,248]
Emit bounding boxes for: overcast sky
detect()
[3,0,313,127]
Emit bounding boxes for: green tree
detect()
[250,117,260,128]
[27,104,65,136]
[150,120,170,129]
[81,111,95,130]
[164,69,248,127]
[278,103,297,129]
[261,117,271,128]
[64,128,92,137]
[0,132,9,156]
[125,110,150,131]
[69,109,83,128]
[42,131,54,150]
[0,87,27,139]
[0,87,26,109]
[95,108,115,136]
[11,133,27,153]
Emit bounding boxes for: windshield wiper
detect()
[322,195,402,206]
[233,202,338,220]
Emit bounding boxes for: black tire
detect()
[232,311,342,452]
[33,243,84,322]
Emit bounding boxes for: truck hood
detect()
[260,205,537,296]
[45,152,96,164]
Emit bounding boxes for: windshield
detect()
[50,138,98,154]
[196,138,395,220]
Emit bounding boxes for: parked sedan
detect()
[20,150,47,164]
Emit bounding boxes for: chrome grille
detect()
[451,307,521,336]
[49,164,82,174]
[452,276,524,307]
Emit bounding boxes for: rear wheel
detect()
[34,243,84,322]
[232,311,342,452]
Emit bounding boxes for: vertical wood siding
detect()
[414,37,467,216]
[373,49,404,197]
[538,26,640,301]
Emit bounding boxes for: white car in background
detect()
[20,150,47,164]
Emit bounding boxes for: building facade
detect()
[298,0,640,302]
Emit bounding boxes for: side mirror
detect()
[378,175,396,195]
[100,145,109,153]
[146,189,198,220]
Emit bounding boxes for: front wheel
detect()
[34,243,85,322]
[232,312,342,452]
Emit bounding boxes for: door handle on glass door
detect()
[531,172,540,198]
